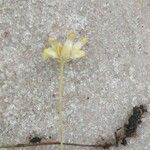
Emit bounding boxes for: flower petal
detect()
[73,36,88,51]
[42,48,58,60]
[61,40,72,59]
[71,50,85,59]
[48,39,62,57]
[61,32,76,60]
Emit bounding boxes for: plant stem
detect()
[58,60,65,150]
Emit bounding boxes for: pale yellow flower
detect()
[42,32,88,62]
[42,31,88,150]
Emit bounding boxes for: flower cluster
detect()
[42,32,88,62]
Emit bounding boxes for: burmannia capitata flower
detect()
[42,32,88,62]
[42,31,88,150]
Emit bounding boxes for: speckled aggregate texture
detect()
[0,0,150,150]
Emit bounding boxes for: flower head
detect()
[42,32,88,62]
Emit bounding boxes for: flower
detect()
[42,32,88,62]
[42,31,88,150]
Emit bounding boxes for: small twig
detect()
[0,141,105,149]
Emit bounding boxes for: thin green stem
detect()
[58,60,65,150]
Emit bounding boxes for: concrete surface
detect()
[0,0,150,150]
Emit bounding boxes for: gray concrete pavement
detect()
[0,0,150,150]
